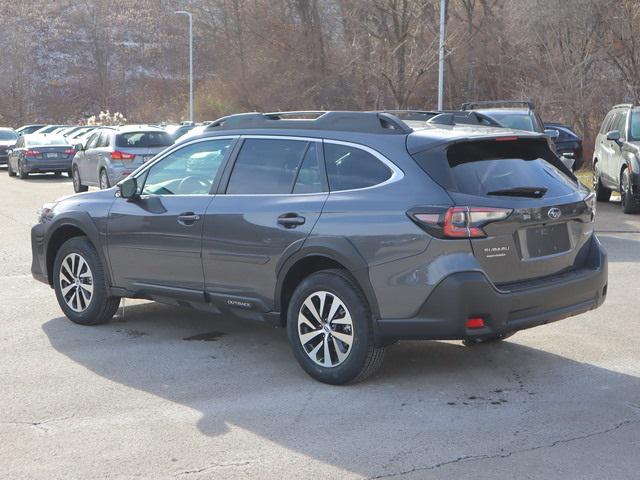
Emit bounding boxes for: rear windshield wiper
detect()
[487,186,548,198]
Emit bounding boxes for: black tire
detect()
[621,167,640,214]
[287,269,385,385]
[53,236,120,325]
[99,169,110,190]
[7,161,16,177]
[593,164,611,202]
[72,166,88,193]
[463,332,516,346]
[18,160,29,179]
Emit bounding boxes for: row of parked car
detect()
[1,102,584,190]
[0,121,210,189]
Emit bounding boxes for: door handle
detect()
[278,213,306,228]
[177,212,201,225]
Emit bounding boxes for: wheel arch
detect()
[275,238,380,327]
[45,215,111,288]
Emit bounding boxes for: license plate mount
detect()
[525,223,571,258]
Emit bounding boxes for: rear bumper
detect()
[376,236,608,341]
[0,154,7,164]
[23,159,72,173]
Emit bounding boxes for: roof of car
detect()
[0,127,15,132]
[115,125,167,133]
[467,107,531,115]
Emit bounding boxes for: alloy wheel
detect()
[297,291,354,368]
[59,253,94,312]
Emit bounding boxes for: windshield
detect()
[116,131,174,148]
[0,130,17,141]
[483,112,535,132]
[629,111,640,140]
[25,135,69,147]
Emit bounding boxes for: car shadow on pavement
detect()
[41,301,640,478]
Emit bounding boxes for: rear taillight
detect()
[24,149,41,157]
[409,206,512,239]
[64,148,76,155]
[111,151,136,161]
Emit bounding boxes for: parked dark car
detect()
[15,124,46,136]
[593,103,640,213]
[545,122,584,170]
[7,134,75,179]
[0,127,18,165]
[31,111,607,384]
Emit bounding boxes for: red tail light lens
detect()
[111,150,136,161]
[64,148,76,155]
[24,149,41,157]
[409,206,512,239]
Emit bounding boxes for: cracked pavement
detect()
[1,174,639,479]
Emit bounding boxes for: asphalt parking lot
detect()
[1,172,639,480]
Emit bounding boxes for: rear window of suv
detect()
[413,139,576,197]
[116,131,173,148]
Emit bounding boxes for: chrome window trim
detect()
[323,138,404,193]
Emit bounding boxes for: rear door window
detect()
[324,142,392,191]
[226,138,310,194]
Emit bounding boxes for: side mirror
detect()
[118,177,138,199]
[544,128,560,140]
[606,130,621,142]
[74,143,84,151]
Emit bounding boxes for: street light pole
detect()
[437,0,448,111]
[175,10,193,122]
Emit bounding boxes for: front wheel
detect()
[287,269,385,384]
[593,166,611,202]
[53,237,120,325]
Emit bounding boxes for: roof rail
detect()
[206,111,413,135]
[374,110,440,122]
[461,100,535,111]
[427,111,503,127]
[612,103,633,109]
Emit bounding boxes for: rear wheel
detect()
[53,237,120,325]
[99,169,110,190]
[72,166,88,193]
[593,164,611,202]
[287,269,385,385]
[18,160,29,179]
[621,167,640,214]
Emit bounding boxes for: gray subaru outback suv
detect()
[31,111,607,384]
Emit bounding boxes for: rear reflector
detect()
[466,317,485,329]
[495,136,519,142]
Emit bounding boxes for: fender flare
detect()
[274,236,381,320]
[45,212,113,288]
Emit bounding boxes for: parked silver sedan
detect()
[71,126,174,191]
